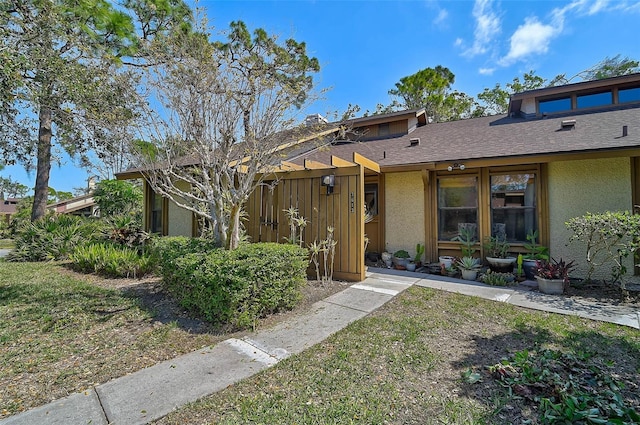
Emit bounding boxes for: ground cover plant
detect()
[155,287,639,425]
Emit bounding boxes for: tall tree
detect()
[551,55,640,86]
[477,71,546,115]
[0,0,191,221]
[388,66,456,122]
[134,20,323,250]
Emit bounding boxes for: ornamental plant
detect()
[535,258,576,283]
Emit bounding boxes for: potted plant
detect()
[393,249,410,269]
[406,261,417,272]
[535,258,576,294]
[381,251,393,268]
[414,243,425,267]
[456,256,481,280]
[483,235,516,272]
[452,225,477,257]
[522,229,549,279]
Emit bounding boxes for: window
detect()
[577,91,612,109]
[150,191,164,234]
[539,97,571,114]
[619,87,640,103]
[490,173,536,242]
[378,123,390,137]
[438,176,478,241]
[364,184,378,216]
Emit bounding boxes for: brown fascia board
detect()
[344,108,427,127]
[510,73,640,102]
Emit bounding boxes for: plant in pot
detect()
[535,257,576,295]
[522,229,549,279]
[456,256,481,280]
[414,243,425,267]
[393,249,410,269]
[483,235,516,272]
[452,225,477,257]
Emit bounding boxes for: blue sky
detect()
[3,0,640,194]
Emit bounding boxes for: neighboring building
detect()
[120,73,640,281]
[0,198,20,225]
[48,194,98,217]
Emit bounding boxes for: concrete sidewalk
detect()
[2,269,638,425]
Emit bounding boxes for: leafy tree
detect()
[93,179,142,218]
[134,19,323,250]
[0,0,191,222]
[552,55,640,85]
[0,176,29,199]
[388,66,456,122]
[477,71,546,115]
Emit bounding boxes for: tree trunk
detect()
[226,203,242,250]
[31,105,53,221]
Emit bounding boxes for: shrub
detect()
[162,242,308,330]
[70,242,155,278]
[566,211,640,285]
[7,214,103,262]
[151,236,220,281]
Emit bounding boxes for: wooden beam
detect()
[276,161,304,172]
[352,152,380,173]
[331,156,356,168]
[304,159,332,170]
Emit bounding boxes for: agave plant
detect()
[456,256,481,271]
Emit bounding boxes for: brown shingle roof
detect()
[292,105,640,168]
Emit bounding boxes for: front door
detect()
[364,176,383,254]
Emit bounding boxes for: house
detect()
[0,198,20,225]
[48,194,98,217]
[120,73,640,281]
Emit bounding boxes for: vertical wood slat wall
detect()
[246,166,365,282]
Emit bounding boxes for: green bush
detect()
[161,241,308,329]
[7,214,104,262]
[151,236,221,281]
[70,242,155,278]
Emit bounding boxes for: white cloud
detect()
[454,38,463,47]
[499,17,559,66]
[463,0,502,57]
[433,8,448,25]
[478,67,495,75]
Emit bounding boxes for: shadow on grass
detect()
[120,281,217,335]
[454,324,640,423]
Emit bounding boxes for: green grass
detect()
[0,262,221,418]
[0,238,14,249]
[156,287,640,425]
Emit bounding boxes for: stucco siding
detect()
[384,171,424,258]
[547,157,632,280]
[167,180,193,237]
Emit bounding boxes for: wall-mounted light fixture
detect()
[447,163,465,172]
[321,174,335,194]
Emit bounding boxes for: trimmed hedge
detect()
[153,238,308,329]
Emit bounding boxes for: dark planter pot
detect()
[523,259,538,280]
[486,257,516,273]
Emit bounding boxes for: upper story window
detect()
[378,123,390,137]
[539,97,571,114]
[576,91,612,109]
[619,87,640,103]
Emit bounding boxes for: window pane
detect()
[491,174,536,242]
[438,176,478,241]
[577,91,612,109]
[619,87,640,103]
[364,184,378,216]
[539,97,571,114]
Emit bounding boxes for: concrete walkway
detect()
[2,269,638,425]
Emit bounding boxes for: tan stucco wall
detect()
[384,171,424,258]
[547,157,632,280]
[167,180,193,237]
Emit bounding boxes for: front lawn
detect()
[0,262,224,417]
[155,286,640,425]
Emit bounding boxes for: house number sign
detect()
[350,192,355,213]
